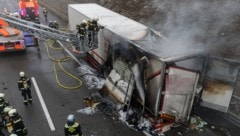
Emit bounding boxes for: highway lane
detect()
[0,0,87,135]
[0,0,145,136]
[0,41,89,136]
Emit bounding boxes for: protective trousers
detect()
[21,89,32,105]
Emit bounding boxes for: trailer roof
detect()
[69,4,203,61]
[68,3,148,41]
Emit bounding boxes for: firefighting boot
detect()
[28,98,32,104]
[24,100,28,106]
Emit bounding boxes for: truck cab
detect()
[18,0,40,23]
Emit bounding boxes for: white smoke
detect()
[145,0,240,58]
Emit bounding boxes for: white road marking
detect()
[31,77,56,131]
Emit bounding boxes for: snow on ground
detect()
[76,107,97,115]
[77,64,105,90]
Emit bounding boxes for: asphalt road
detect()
[0,0,144,136]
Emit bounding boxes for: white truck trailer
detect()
[68,3,239,129]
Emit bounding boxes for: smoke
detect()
[144,0,240,58]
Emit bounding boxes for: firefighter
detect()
[18,71,32,105]
[64,114,82,136]
[0,112,4,136]
[48,20,54,28]
[53,21,59,29]
[75,20,88,50]
[42,7,48,21]
[88,17,100,32]
[8,109,27,136]
[76,20,87,39]
[0,93,9,125]
[87,17,100,46]
[49,20,59,29]
[2,106,13,130]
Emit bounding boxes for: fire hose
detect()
[43,39,83,90]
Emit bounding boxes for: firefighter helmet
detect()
[82,20,87,24]
[93,17,99,21]
[19,71,25,77]
[67,114,75,123]
[8,108,17,117]
[3,106,12,113]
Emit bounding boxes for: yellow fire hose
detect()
[44,39,83,90]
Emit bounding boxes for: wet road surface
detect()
[0,0,145,135]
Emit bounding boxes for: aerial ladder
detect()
[0,13,98,53]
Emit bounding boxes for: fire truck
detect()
[0,13,98,53]
[18,0,40,23]
[0,18,39,52]
[0,19,26,52]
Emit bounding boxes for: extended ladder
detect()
[0,13,98,53]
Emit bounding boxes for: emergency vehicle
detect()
[18,0,40,23]
[0,18,26,52]
[0,18,38,52]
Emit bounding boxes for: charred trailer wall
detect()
[144,58,165,116]
[201,57,240,112]
[149,56,205,124]
[99,28,148,105]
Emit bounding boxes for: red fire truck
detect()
[18,0,40,23]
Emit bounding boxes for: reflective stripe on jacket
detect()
[64,122,82,136]
[18,77,31,90]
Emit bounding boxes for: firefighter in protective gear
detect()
[0,105,4,136]
[49,20,59,29]
[75,20,88,50]
[42,7,48,21]
[48,20,53,27]
[64,114,82,136]
[8,109,27,136]
[2,106,13,131]
[76,20,87,39]
[53,21,59,29]
[88,17,100,32]
[87,17,101,46]
[0,93,9,125]
[18,71,32,105]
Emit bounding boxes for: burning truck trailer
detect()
[97,28,207,132]
[69,3,240,135]
[95,32,240,135]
